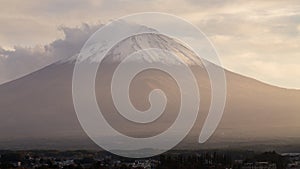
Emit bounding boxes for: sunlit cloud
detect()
[0,0,299,89]
[0,24,100,84]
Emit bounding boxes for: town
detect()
[0,150,299,169]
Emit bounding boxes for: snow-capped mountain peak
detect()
[63,22,203,66]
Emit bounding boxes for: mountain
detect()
[0,32,299,151]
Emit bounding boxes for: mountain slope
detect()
[0,33,299,150]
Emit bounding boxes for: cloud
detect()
[191,3,300,89]
[0,0,299,88]
[0,23,101,84]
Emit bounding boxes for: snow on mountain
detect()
[61,21,203,66]
[102,33,204,66]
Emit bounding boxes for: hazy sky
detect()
[0,0,299,89]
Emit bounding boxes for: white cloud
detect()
[0,0,299,89]
[0,24,101,84]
